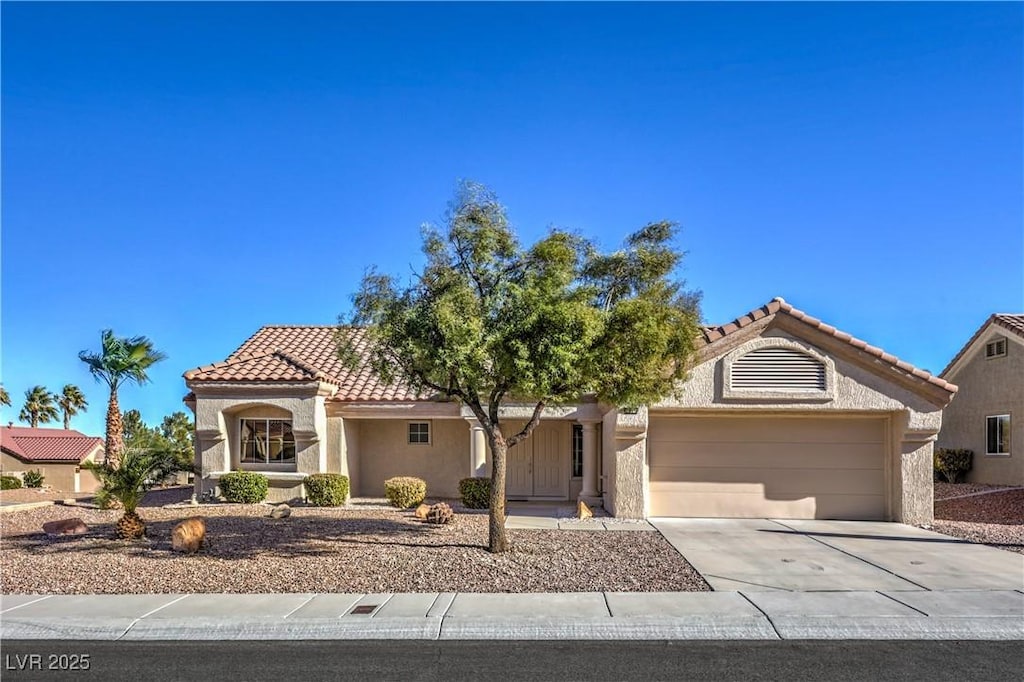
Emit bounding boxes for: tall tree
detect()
[0,385,10,407]
[19,386,59,427]
[121,409,151,448]
[79,330,167,466]
[341,182,701,552]
[57,384,89,430]
[160,411,195,470]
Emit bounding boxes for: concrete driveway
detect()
[651,518,1024,592]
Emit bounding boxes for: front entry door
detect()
[503,421,567,498]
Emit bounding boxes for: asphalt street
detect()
[2,640,1022,682]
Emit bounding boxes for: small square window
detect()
[985,338,1007,359]
[986,415,1011,455]
[408,422,430,445]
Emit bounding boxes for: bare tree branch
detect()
[507,400,545,447]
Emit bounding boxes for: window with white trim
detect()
[985,337,1007,359]
[240,419,295,466]
[986,415,1011,455]
[571,424,583,478]
[408,422,430,445]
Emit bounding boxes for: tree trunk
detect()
[487,434,509,553]
[63,410,70,430]
[30,413,38,428]
[105,389,124,467]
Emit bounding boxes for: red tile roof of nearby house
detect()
[701,298,957,394]
[940,313,1024,378]
[183,326,426,402]
[0,426,104,463]
[183,297,956,400]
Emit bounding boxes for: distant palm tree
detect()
[0,385,10,407]
[19,386,59,427]
[79,330,167,467]
[82,446,186,539]
[57,384,89,430]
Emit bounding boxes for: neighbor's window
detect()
[985,337,1007,359]
[986,415,1011,455]
[240,419,296,465]
[571,424,583,478]
[408,422,430,445]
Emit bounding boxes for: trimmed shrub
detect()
[22,469,45,488]
[935,448,973,484]
[384,476,427,508]
[219,471,269,503]
[304,474,350,506]
[1,475,23,490]
[459,477,491,509]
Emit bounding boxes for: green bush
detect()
[459,477,491,509]
[22,469,45,488]
[384,476,427,508]
[304,473,350,506]
[1,475,23,490]
[934,448,973,484]
[219,471,269,503]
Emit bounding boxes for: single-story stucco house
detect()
[0,426,104,493]
[938,313,1023,485]
[183,297,956,524]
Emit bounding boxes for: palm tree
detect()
[81,446,186,539]
[57,384,89,430]
[0,385,10,407]
[19,386,59,427]
[79,330,167,466]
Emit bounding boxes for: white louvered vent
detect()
[730,348,826,391]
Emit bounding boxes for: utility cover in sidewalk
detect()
[350,605,378,615]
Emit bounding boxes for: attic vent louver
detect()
[730,347,826,391]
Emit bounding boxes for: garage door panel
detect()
[649,492,885,520]
[650,442,884,470]
[648,415,887,520]
[650,467,885,496]
[649,416,886,444]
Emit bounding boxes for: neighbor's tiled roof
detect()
[701,297,957,394]
[0,426,103,463]
[183,326,426,402]
[940,313,1024,378]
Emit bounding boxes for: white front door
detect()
[507,437,533,497]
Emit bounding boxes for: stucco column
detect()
[580,421,600,500]
[467,419,487,477]
[896,428,938,525]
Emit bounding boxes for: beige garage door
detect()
[648,415,887,520]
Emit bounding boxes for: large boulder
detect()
[414,504,431,520]
[171,517,205,554]
[269,504,291,519]
[42,518,88,537]
[576,500,593,520]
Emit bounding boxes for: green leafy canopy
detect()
[339,181,702,425]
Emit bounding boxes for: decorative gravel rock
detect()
[0,491,710,594]
[929,488,1024,555]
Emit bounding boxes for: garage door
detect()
[648,415,887,520]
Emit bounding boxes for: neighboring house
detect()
[183,297,956,524]
[938,314,1024,486]
[0,426,104,493]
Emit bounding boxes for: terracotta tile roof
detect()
[183,326,426,402]
[1,426,103,463]
[702,297,957,394]
[940,313,1024,378]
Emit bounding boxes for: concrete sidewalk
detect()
[2,591,1021,641]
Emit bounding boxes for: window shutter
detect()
[730,348,826,391]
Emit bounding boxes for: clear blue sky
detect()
[2,2,1021,437]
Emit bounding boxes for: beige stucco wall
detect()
[189,384,331,499]
[0,448,101,493]
[354,419,470,498]
[609,327,947,523]
[938,331,1024,485]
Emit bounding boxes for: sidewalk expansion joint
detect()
[771,519,930,591]
[0,595,53,614]
[281,595,316,620]
[876,591,931,617]
[738,591,783,640]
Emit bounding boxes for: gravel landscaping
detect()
[930,484,1024,555]
[933,481,1017,501]
[0,488,709,594]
